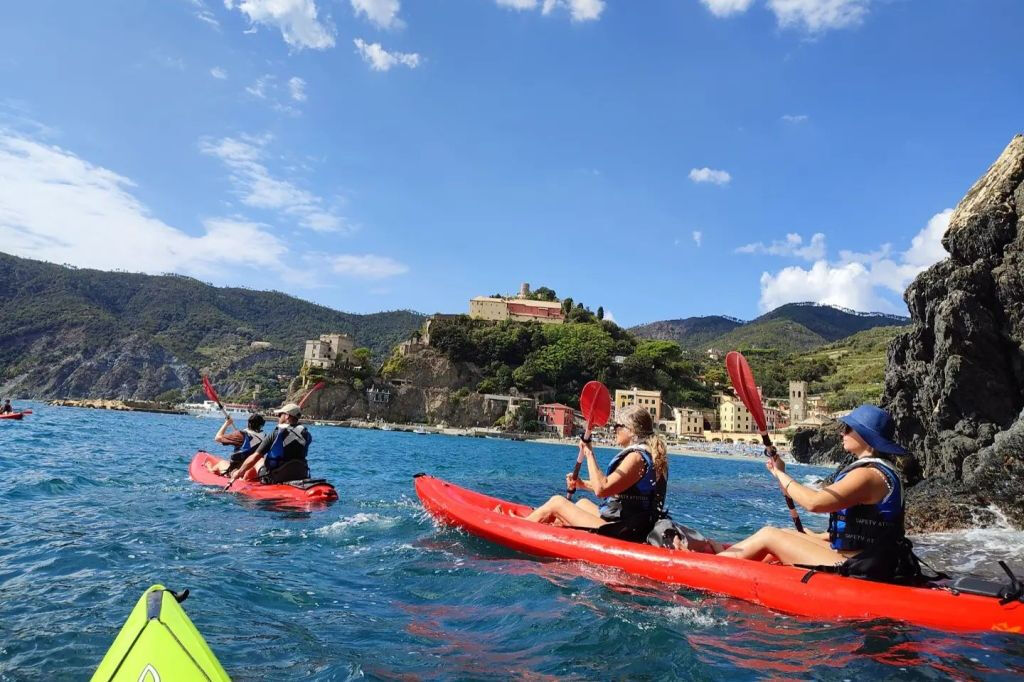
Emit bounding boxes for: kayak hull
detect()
[0,412,25,420]
[414,474,1024,634]
[91,584,230,682]
[189,451,337,507]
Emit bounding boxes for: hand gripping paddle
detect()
[567,381,611,499]
[202,376,235,428]
[725,351,804,533]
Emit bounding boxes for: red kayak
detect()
[414,474,1024,634]
[189,451,337,507]
[0,412,25,420]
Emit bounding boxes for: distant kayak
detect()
[414,474,1024,634]
[91,584,230,682]
[0,412,25,420]
[189,451,338,508]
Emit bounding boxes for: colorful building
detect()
[469,296,564,324]
[614,387,662,420]
[538,403,575,438]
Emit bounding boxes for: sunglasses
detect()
[612,423,627,431]
[839,423,853,435]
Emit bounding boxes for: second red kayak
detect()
[189,451,337,507]
[414,473,1024,634]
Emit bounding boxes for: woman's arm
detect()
[582,446,645,498]
[214,419,241,445]
[770,462,890,514]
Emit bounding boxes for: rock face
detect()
[790,422,846,465]
[884,135,1024,532]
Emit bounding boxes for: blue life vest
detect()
[598,445,665,522]
[239,428,264,453]
[828,458,904,552]
[264,424,311,471]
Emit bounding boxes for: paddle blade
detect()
[201,376,219,403]
[579,381,611,428]
[298,381,326,408]
[725,351,767,433]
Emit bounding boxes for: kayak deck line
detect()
[189,451,337,509]
[413,474,1024,634]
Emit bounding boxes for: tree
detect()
[351,347,373,368]
[561,297,573,315]
[597,306,604,321]
[531,286,558,302]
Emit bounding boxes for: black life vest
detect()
[827,457,904,552]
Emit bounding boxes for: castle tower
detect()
[519,282,530,298]
[789,380,807,423]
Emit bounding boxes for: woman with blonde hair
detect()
[522,404,669,542]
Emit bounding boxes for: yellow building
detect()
[673,407,705,436]
[615,387,662,420]
[303,333,355,370]
[719,398,756,433]
[468,295,564,324]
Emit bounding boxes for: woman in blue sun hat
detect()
[716,404,917,579]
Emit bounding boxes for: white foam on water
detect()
[663,605,723,629]
[315,513,400,536]
[914,524,1024,576]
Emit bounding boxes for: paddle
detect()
[725,351,804,533]
[201,376,235,430]
[567,380,611,500]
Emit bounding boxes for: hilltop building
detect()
[615,387,662,420]
[468,283,564,324]
[303,333,354,370]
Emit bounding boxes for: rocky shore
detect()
[47,398,185,415]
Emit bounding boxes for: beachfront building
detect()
[764,405,789,431]
[484,393,536,417]
[615,387,662,420]
[303,333,355,370]
[538,403,575,438]
[719,398,756,433]
[674,407,705,436]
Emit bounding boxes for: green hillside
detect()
[628,316,742,350]
[0,252,425,401]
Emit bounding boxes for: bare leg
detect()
[575,498,601,516]
[204,460,230,475]
[717,526,846,566]
[524,495,607,529]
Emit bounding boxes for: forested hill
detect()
[631,302,909,353]
[0,252,424,401]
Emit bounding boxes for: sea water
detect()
[1,402,1022,680]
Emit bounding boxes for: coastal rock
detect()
[884,134,1024,532]
[790,422,846,465]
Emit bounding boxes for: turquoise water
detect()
[1,402,1022,680]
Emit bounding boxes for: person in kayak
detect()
[204,414,266,476]
[231,403,312,484]
[716,404,909,571]
[520,405,668,542]
[0,399,12,414]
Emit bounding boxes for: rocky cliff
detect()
[299,349,511,427]
[884,135,1024,532]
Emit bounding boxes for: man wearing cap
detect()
[231,402,313,484]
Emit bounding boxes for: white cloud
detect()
[768,0,869,32]
[350,0,402,29]
[188,0,221,27]
[200,134,347,233]
[246,74,272,98]
[697,0,869,32]
[353,38,421,71]
[331,254,408,279]
[781,113,808,123]
[692,230,703,247]
[0,129,307,282]
[224,0,335,49]
[494,0,605,21]
[736,232,826,261]
[688,167,732,185]
[699,0,755,17]
[288,76,307,102]
[210,66,228,79]
[756,209,953,312]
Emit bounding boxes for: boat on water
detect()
[413,428,429,435]
[414,474,1024,634]
[179,400,256,420]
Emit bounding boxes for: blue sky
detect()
[1,0,1021,327]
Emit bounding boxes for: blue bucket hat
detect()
[838,405,907,455]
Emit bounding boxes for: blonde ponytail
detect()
[645,433,668,481]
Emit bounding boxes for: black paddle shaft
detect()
[761,432,804,533]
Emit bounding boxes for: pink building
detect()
[538,403,575,437]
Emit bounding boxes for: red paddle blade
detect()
[201,375,219,402]
[579,381,611,427]
[725,351,767,433]
[299,381,326,408]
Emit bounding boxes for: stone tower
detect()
[789,381,807,423]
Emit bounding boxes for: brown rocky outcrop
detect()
[790,422,846,465]
[884,135,1024,531]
